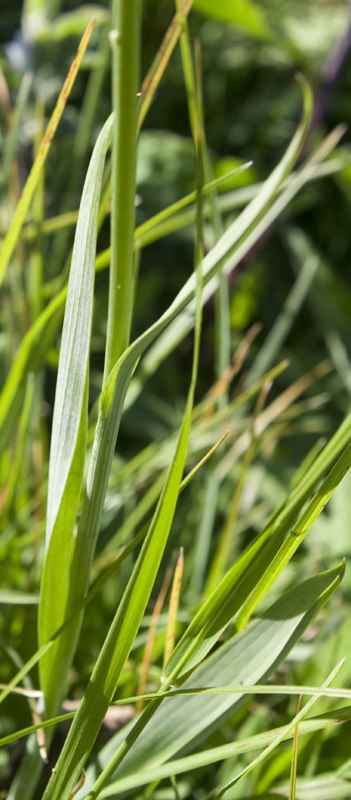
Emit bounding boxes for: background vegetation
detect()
[2,0,351,798]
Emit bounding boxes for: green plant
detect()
[2,2,351,800]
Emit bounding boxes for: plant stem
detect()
[104,0,140,384]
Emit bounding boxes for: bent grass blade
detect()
[4,679,351,751]
[213,661,345,799]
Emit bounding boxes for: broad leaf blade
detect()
[44,113,113,550]
[38,113,114,716]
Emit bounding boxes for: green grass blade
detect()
[38,112,114,717]
[4,679,351,752]
[38,383,88,715]
[20,162,251,247]
[44,112,113,549]
[214,661,344,799]
[289,696,301,800]
[134,162,252,245]
[79,705,351,796]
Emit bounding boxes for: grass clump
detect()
[1,1,351,799]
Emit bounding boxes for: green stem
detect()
[104,0,140,383]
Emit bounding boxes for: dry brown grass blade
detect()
[164,548,184,667]
[32,705,47,763]
[218,360,332,480]
[136,559,175,713]
[68,770,85,800]
[203,323,262,415]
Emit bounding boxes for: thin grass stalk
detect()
[289,695,302,800]
[7,677,351,751]
[20,162,250,246]
[76,0,195,260]
[175,0,230,391]
[175,2,230,599]
[190,332,260,595]
[103,0,140,382]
